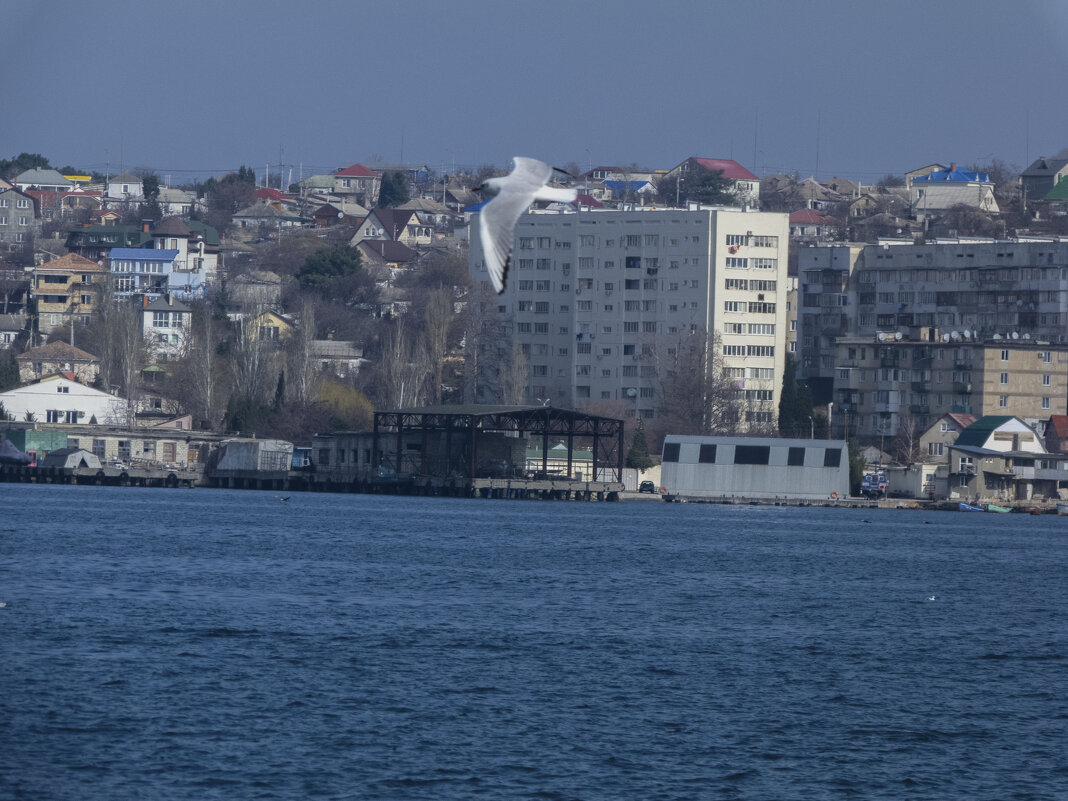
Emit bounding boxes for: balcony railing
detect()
[911,381,929,393]
[953,382,972,394]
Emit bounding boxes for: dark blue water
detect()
[1,484,1066,800]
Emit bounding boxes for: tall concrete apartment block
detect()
[470,207,790,424]
[798,240,1068,438]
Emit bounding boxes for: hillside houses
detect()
[2,142,1064,502]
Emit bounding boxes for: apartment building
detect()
[800,238,1068,403]
[833,334,1068,440]
[31,253,107,337]
[469,206,790,425]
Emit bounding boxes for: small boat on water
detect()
[1058,502,1068,516]
[986,504,1012,513]
[958,502,985,512]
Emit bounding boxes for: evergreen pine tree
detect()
[625,422,654,470]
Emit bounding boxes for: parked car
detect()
[638,480,657,493]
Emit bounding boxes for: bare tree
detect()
[422,287,454,405]
[893,414,923,465]
[285,297,319,405]
[498,340,529,405]
[376,317,429,408]
[113,298,150,427]
[168,301,227,428]
[229,305,278,408]
[658,328,745,436]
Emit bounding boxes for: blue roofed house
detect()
[909,163,999,220]
[106,248,181,298]
[600,180,656,204]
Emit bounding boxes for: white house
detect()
[106,171,143,201]
[659,435,851,501]
[909,164,999,219]
[150,217,216,293]
[0,374,127,426]
[106,247,183,298]
[142,295,191,360]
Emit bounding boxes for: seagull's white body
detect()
[478,157,578,293]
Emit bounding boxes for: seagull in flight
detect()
[475,157,578,293]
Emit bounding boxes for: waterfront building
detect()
[0,373,125,426]
[469,206,790,427]
[832,334,1068,441]
[659,434,850,501]
[798,239,1068,438]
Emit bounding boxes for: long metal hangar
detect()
[371,404,625,489]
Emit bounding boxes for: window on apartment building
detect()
[1042,397,1051,410]
[999,395,1008,408]
[1000,372,1009,384]
[118,441,131,461]
[1001,349,1010,361]
[537,237,551,248]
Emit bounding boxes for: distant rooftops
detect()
[912,164,992,183]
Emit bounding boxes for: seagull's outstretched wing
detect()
[479,157,568,294]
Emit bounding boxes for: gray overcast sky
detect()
[3,0,1066,183]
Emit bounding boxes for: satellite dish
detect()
[963,330,972,339]
[951,330,960,340]
[877,332,886,341]
[942,333,951,342]
[626,388,638,398]
[1011,331,1019,340]
[993,333,1002,340]
[894,331,903,340]
[1023,333,1031,340]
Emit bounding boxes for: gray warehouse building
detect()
[659,435,851,501]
